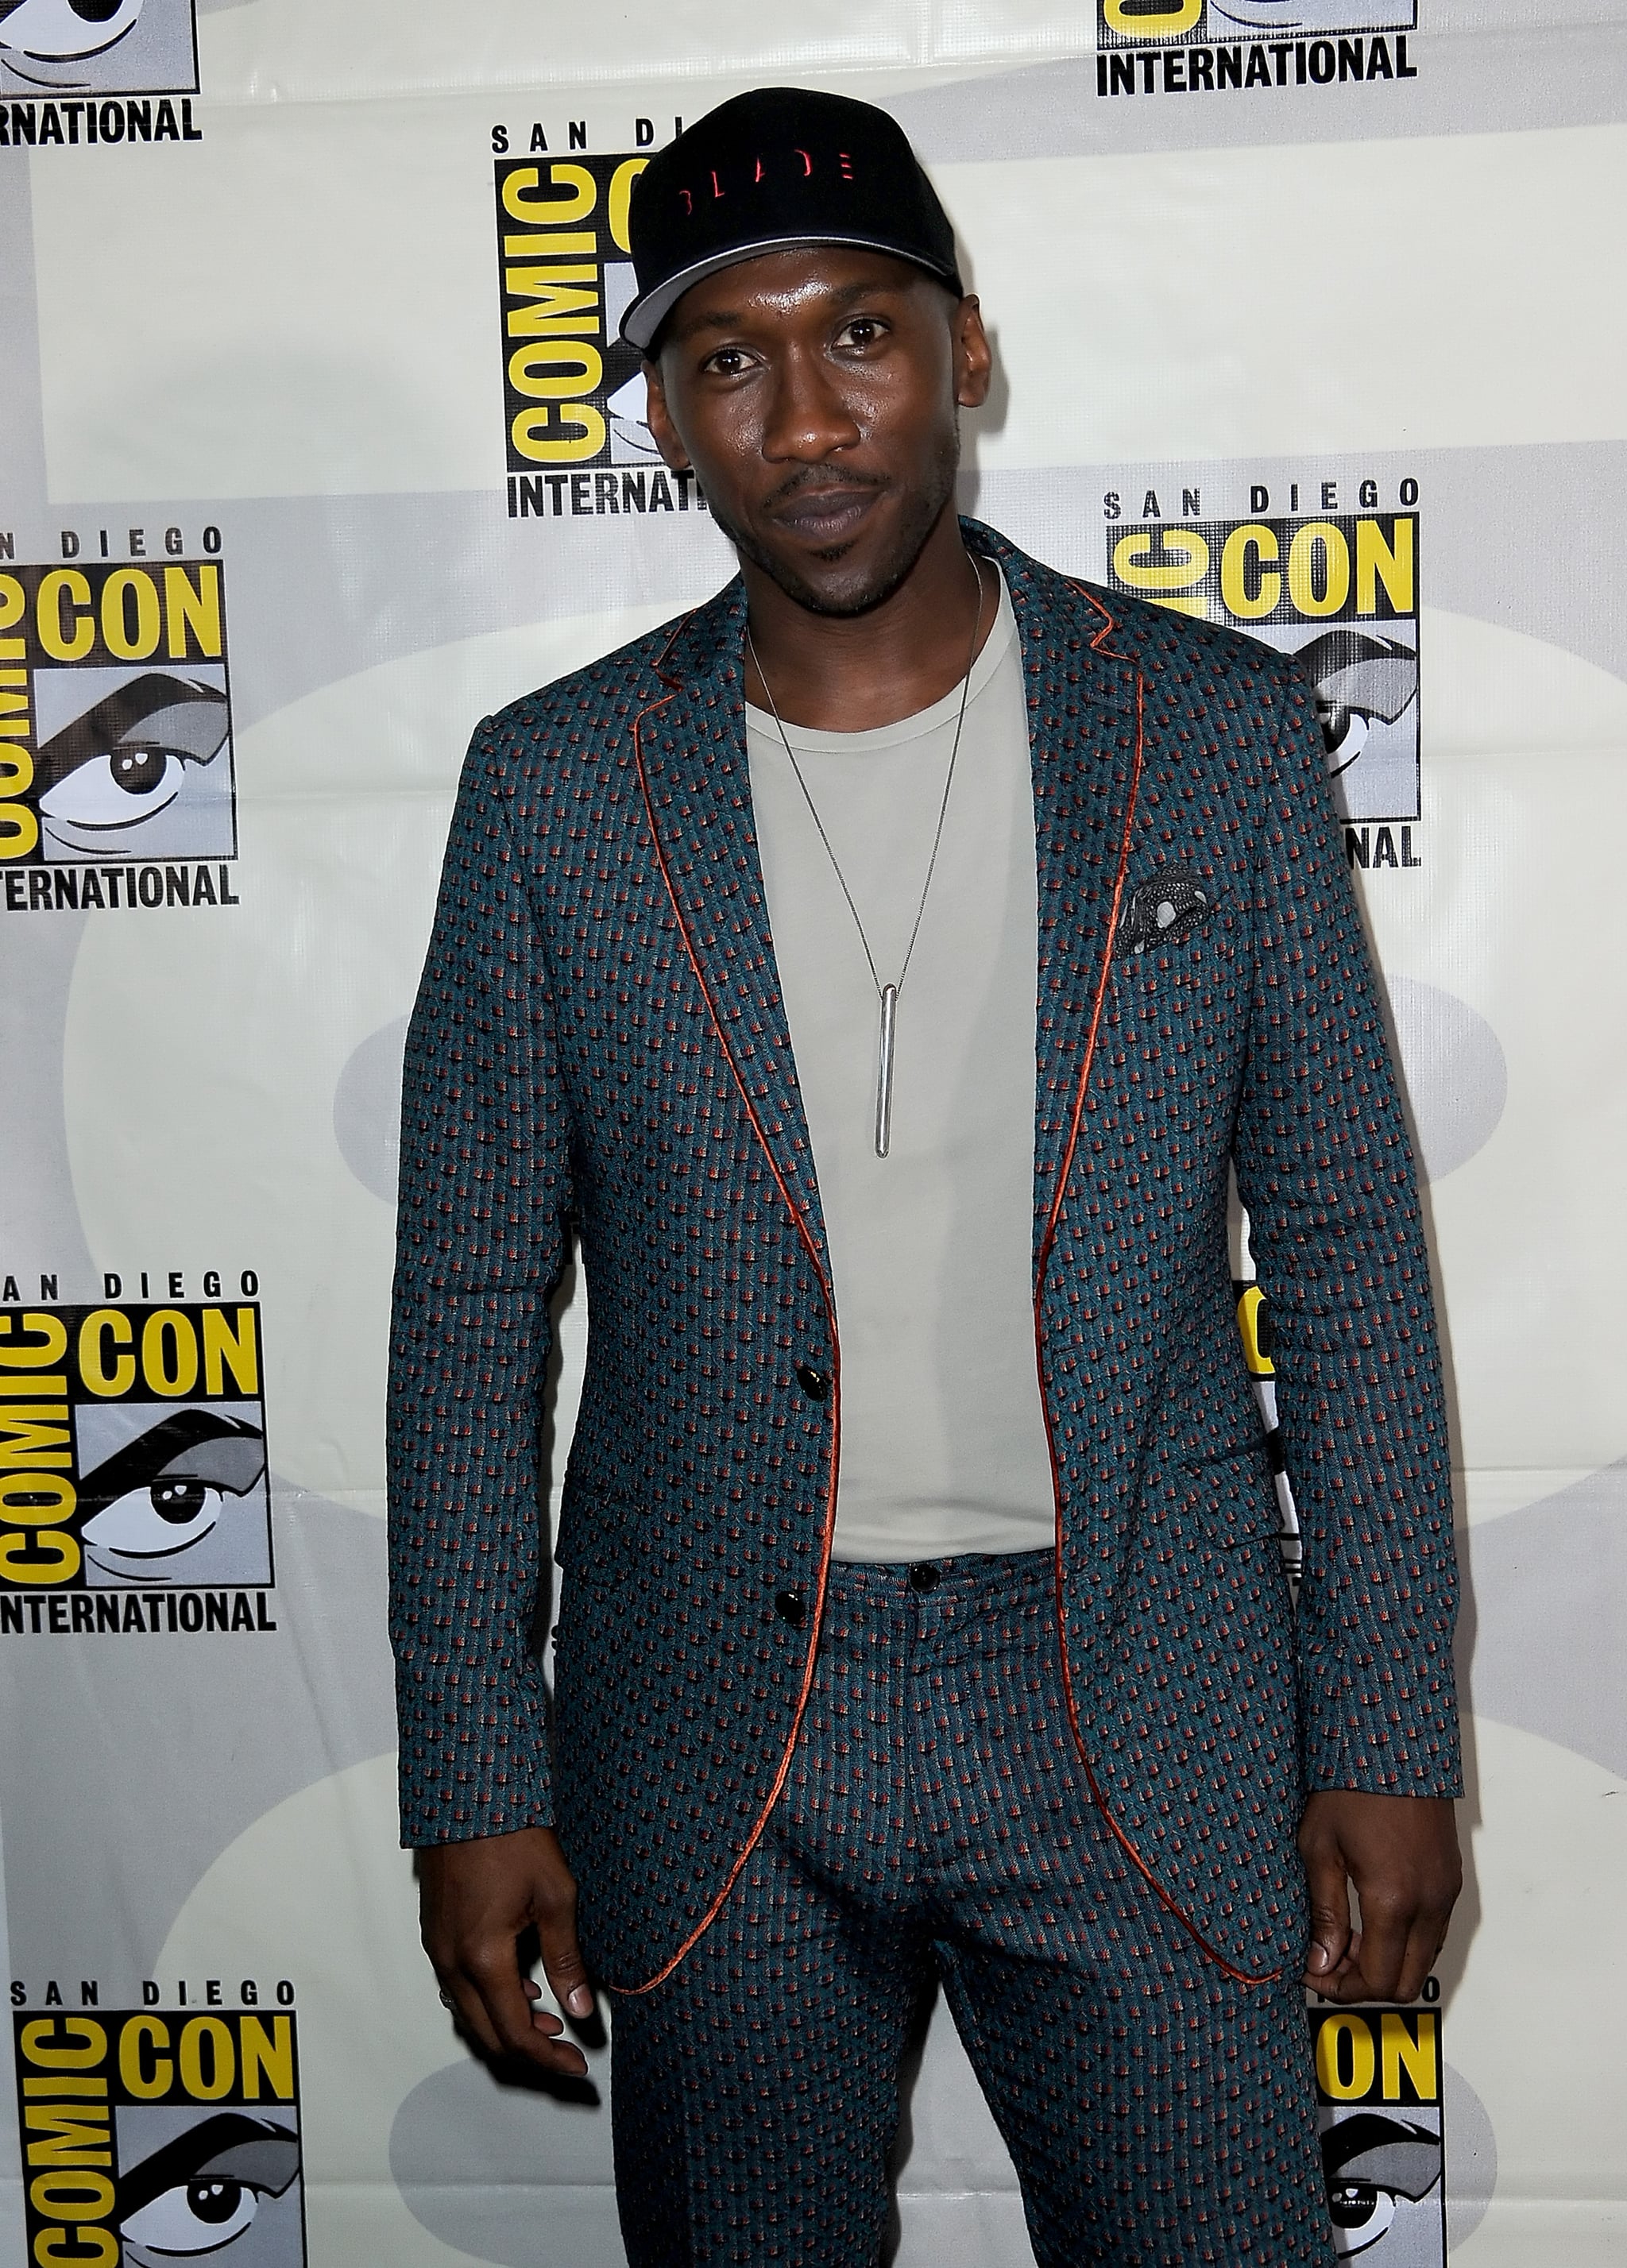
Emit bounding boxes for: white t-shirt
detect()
[745,569,1057,1563]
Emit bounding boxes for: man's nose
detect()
[759,347,862,462]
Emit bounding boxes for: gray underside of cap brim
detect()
[620,235,962,351]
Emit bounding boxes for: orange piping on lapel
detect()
[614,687,842,1999]
[1031,666,1284,1989]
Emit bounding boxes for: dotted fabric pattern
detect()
[387,520,1459,1995]
[610,1551,1335,2268]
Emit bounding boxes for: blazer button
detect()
[794,1363,829,1401]
[775,1589,806,1629]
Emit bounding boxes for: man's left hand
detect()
[1299,1791,1462,2003]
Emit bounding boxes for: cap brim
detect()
[620,235,962,353]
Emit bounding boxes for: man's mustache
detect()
[762,467,888,512]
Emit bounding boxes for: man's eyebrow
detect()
[673,274,910,342]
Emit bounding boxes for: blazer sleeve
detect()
[1232,670,1462,1800]
[387,716,575,1847]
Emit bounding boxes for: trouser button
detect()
[908,1562,940,1594]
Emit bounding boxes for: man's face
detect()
[643,245,991,616]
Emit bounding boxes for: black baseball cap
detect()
[620,87,963,354]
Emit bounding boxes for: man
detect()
[388,87,1462,2266]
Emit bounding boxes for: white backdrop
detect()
[2,2,1625,2262]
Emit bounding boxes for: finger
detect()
[465,1949,588,2076]
[436,1974,504,2060]
[535,1880,595,2022]
[1391,1911,1448,2006]
[1299,1834,1353,1987]
[1347,1893,1410,2002]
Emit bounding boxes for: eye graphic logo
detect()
[76,1405,267,1586]
[1097,0,1414,49]
[0,558,236,883]
[1293,628,1419,786]
[0,0,196,95]
[1312,2006,1447,2267]
[34,668,231,860]
[14,2009,307,2268]
[0,1298,274,1602]
[1104,501,1421,824]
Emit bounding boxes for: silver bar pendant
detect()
[875,983,898,1158]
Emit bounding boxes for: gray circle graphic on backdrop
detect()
[333,1014,409,1203]
[1386,976,1508,1181]
[391,2057,620,2267]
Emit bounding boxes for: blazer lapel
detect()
[632,583,830,1278]
[976,531,1147,1285]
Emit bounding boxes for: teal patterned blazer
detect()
[387,520,1460,1996]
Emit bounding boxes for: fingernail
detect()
[568,1986,593,2017]
[1309,1943,1331,1972]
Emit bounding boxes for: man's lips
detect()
[766,483,884,545]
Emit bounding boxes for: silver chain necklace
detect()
[748,554,987,1159]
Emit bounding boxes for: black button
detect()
[775,1589,806,1628]
[908,1563,941,1594]
[794,1363,829,1402]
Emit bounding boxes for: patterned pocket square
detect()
[1117,868,1213,955]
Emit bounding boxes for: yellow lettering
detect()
[501,161,597,225]
[1356,517,1414,616]
[99,569,161,663]
[1286,522,1351,618]
[141,1311,199,1397]
[0,803,40,859]
[0,1531,79,1581]
[77,1312,134,1398]
[512,404,607,464]
[202,1308,258,1397]
[504,271,600,337]
[1219,524,1281,620]
[1380,2010,1438,2100]
[0,1475,78,1524]
[608,156,650,254]
[118,2016,171,2100]
[239,2015,296,2101]
[164,564,223,660]
[24,2107,111,2168]
[178,2017,235,2100]
[37,571,95,663]
[29,2172,115,2222]
[0,1408,73,1470]
[0,574,24,635]
[2,1315,68,1370]
[19,2020,105,2071]
[1103,0,1201,30]
[1112,528,1209,617]
[1316,2012,1376,2100]
[508,341,604,400]
[36,2233,118,2266]
[501,231,595,258]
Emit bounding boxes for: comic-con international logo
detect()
[1104,476,1422,850]
[0,547,238,913]
[0,0,203,151]
[14,2003,305,2267]
[0,1283,278,1629]
[1095,0,1416,98]
[495,153,711,524]
[1312,2002,1446,2263]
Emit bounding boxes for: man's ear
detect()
[953,295,993,413]
[641,357,693,473]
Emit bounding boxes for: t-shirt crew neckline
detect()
[744,563,1018,754]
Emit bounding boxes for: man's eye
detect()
[837,318,886,349]
[701,348,751,377]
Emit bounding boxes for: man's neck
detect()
[741,513,996,733]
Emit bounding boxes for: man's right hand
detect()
[419,1826,593,2078]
